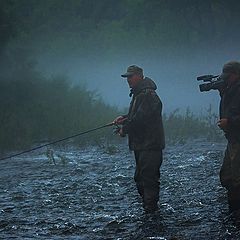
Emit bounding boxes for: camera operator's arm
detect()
[228,91,240,129]
[218,119,228,131]
[219,96,240,131]
[228,115,240,128]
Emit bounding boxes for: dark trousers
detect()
[227,187,240,212]
[220,143,240,211]
[134,150,163,207]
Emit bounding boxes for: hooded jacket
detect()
[122,77,165,151]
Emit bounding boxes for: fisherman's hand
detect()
[118,128,126,137]
[218,118,228,131]
[113,116,127,125]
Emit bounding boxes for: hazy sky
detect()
[3,1,239,115]
[37,47,240,114]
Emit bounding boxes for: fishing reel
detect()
[113,123,121,134]
[113,123,126,137]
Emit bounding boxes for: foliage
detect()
[164,106,223,144]
[0,65,119,152]
[1,0,240,59]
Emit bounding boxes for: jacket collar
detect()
[129,77,157,97]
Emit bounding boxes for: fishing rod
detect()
[0,122,117,161]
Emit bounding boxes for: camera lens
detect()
[199,83,212,92]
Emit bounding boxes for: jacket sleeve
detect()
[228,115,240,128]
[228,90,240,129]
[228,108,240,129]
[122,90,162,134]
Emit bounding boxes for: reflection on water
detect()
[0,140,240,239]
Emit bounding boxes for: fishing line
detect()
[0,122,115,161]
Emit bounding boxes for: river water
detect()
[1,140,240,239]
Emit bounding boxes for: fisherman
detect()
[114,65,165,213]
[218,61,240,212]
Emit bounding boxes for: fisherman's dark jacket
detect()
[122,77,165,151]
[220,81,240,143]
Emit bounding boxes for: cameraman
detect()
[218,61,240,212]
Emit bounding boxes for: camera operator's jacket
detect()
[220,81,240,143]
[220,81,240,189]
[122,77,165,151]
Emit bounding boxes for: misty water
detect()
[1,140,240,239]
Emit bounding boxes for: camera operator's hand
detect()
[218,118,228,131]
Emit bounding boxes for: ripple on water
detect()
[0,141,239,239]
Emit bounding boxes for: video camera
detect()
[197,74,226,92]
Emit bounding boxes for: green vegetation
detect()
[0,66,119,152]
[1,0,239,60]
[163,106,223,144]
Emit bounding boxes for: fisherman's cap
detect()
[121,65,143,78]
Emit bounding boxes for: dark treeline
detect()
[1,0,240,57]
[1,0,240,68]
[0,0,232,152]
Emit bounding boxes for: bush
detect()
[163,106,223,144]
[0,68,119,153]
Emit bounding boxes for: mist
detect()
[12,0,238,114]
[37,49,240,113]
